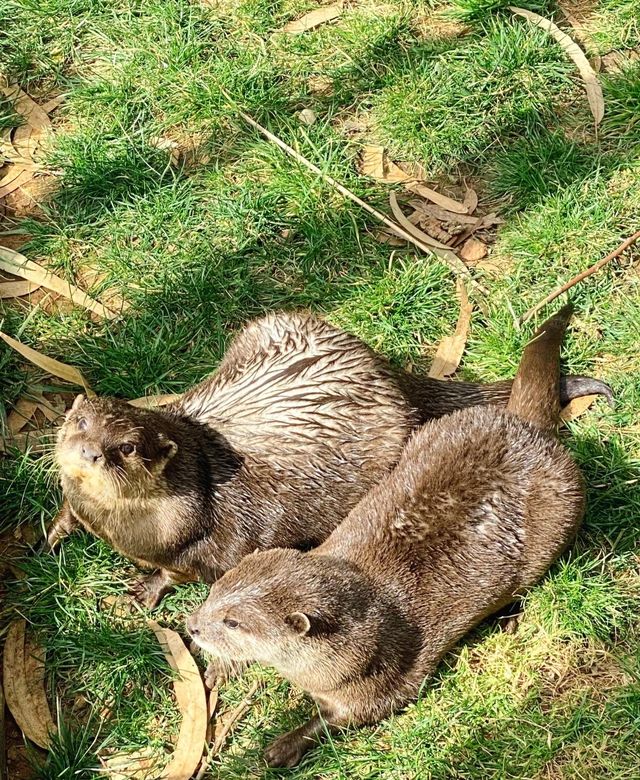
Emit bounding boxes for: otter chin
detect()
[56,394,178,504]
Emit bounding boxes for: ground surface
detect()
[1,1,639,778]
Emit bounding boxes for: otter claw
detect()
[129,574,170,610]
[264,732,309,768]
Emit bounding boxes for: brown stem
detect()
[520,228,640,324]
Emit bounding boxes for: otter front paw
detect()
[264,730,312,768]
[129,572,174,610]
[45,503,80,551]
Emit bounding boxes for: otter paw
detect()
[129,574,170,610]
[264,731,310,768]
[204,660,228,689]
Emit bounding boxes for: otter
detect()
[186,305,587,768]
[50,310,609,612]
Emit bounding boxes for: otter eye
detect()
[119,442,135,456]
[77,418,87,431]
[223,617,239,629]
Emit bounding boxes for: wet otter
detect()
[187,306,586,767]
[51,310,608,610]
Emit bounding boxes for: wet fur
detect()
[53,310,606,608]
[188,306,586,767]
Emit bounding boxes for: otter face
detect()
[55,394,177,501]
[186,549,324,670]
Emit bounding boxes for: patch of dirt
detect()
[411,13,469,42]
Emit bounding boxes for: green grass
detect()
[1,0,640,777]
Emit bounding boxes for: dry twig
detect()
[224,98,474,283]
[195,679,260,780]
[520,228,640,324]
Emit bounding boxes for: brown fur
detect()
[187,306,586,767]
[52,310,606,608]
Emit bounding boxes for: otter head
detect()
[187,549,369,681]
[55,395,178,503]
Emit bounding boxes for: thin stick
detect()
[520,228,640,324]
[195,679,259,780]
[229,104,473,282]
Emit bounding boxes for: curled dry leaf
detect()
[0,331,95,396]
[0,246,119,319]
[389,192,452,249]
[129,393,182,409]
[147,620,208,780]
[282,2,343,33]
[359,145,404,182]
[0,168,33,199]
[428,279,472,379]
[560,394,599,422]
[463,187,479,214]
[3,619,57,749]
[509,7,604,125]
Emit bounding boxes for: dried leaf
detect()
[0,279,41,298]
[41,94,65,114]
[3,619,56,749]
[2,85,52,131]
[560,394,599,422]
[101,748,160,780]
[0,167,34,198]
[282,3,343,33]
[0,246,119,319]
[409,200,478,225]
[0,425,57,454]
[463,187,478,214]
[405,182,468,214]
[6,397,38,434]
[460,238,488,264]
[0,330,94,395]
[428,279,472,378]
[389,192,452,249]
[148,621,208,780]
[509,7,604,125]
[129,394,182,409]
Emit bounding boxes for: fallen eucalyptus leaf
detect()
[1,85,52,131]
[463,187,478,214]
[6,397,38,434]
[405,182,468,215]
[560,394,599,422]
[509,7,604,125]
[0,246,119,319]
[148,621,208,780]
[0,330,95,395]
[2,619,56,749]
[0,167,33,199]
[129,394,182,409]
[428,279,472,379]
[282,3,343,33]
[0,279,41,298]
[389,192,452,250]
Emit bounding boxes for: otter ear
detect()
[285,611,311,637]
[68,394,86,416]
[157,433,178,462]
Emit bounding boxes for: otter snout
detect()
[186,614,201,639]
[81,442,103,463]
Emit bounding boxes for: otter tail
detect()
[507,304,574,432]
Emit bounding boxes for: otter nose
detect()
[186,616,200,637]
[81,443,102,463]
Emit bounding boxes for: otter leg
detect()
[130,569,191,610]
[46,500,80,550]
[204,658,250,689]
[264,713,339,768]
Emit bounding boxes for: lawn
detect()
[1,0,639,778]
